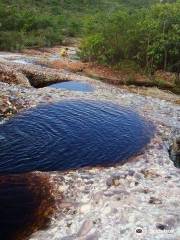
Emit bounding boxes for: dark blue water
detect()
[0,100,154,174]
[0,173,54,240]
[50,81,94,92]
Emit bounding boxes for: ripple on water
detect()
[0,100,155,174]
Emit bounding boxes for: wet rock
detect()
[106,173,126,187]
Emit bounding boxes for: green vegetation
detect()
[80,1,180,77]
[0,0,91,50]
[0,0,179,81]
[0,0,162,51]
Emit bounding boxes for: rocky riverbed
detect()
[0,51,180,240]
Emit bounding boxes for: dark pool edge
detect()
[0,172,60,240]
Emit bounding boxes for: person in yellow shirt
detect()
[60,47,68,58]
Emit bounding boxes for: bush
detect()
[80,2,180,76]
[80,34,106,62]
[0,31,25,51]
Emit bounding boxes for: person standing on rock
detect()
[60,47,68,59]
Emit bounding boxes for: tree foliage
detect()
[80,2,180,75]
[0,0,179,77]
[0,0,162,50]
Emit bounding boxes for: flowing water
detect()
[49,81,94,92]
[0,100,154,174]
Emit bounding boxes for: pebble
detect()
[93,191,103,204]
[77,220,94,237]
[103,206,112,215]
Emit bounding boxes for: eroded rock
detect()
[0,63,31,87]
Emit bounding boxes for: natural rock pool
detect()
[49,81,94,92]
[0,100,154,174]
[0,173,55,240]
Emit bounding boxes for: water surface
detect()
[0,100,154,174]
[49,81,94,92]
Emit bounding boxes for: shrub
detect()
[80,2,180,76]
